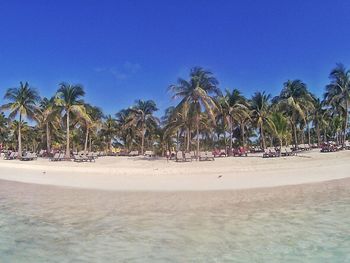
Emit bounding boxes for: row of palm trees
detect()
[0,64,349,158]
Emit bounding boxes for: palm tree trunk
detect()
[229,118,233,155]
[307,121,311,145]
[18,113,22,158]
[176,130,179,151]
[344,100,349,145]
[141,128,145,155]
[89,137,92,152]
[316,126,321,147]
[260,123,266,150]
[186,127,190,151]
[46,123,51,154]
[84,127,89,152]
[293,123,298,148]
[65,110,70,158]
[196,122,200,159]
[223,129,226,148]
[241,123,245,147]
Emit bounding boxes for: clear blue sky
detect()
[1,0,350,116]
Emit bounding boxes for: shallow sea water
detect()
[0,179,349,262]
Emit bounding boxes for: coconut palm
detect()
[38,97,61,153]
[101,115,117,152]
[128,100,158,154]
[277,80,314,147]
[311,97,326,146]
[1,82,40,157]
[55,83,86,158]
[0,112,9,147]
[324,63,350,145]
[269,112,289,148]
[250,91,271,149]
[83,104,103,152]
[169,67,220,157]
[223,89,248,149]
[163,103,194,151]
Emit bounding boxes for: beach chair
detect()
[286,147,294,156]
[262,148,270,158]
[3,152,14,160]
[21,152,36,161]
[280,147,287,156]
[199,151,207,161]
[270,147,279,157]
[144,151,154,157]
[50,153,59,161]
[129,151,139,157]
[85,153,95,162]
[73,154,85,162]
[12,152,19,160]
[212,149,220,158]
[345,141,350,150]
[206,152,215,161]
[176,151,184,162]
[58,153,66,161]
[190,151,196,160]
[86,152,96,161]
[219,149,227,157]
[184,152,192,162]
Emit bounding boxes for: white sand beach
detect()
[0,150,349,191]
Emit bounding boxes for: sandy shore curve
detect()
[0,150,349,191]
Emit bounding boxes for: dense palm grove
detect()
[0,64,349,157]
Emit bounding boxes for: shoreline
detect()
[0,150,349,192]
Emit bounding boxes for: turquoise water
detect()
[0,179,349,262]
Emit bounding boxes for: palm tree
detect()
[55,83,86,158]
[269,112,289,148]
[163,103,194,151]
[277,80,314,147]
[169,67,220,157]
[83,104,103,152]
[38,97,60,153]
[0,112,9,148]
[324,63,350,145]
[1,82,40,157]
[250,91,271,149]
[101,115,117,152]
[311,97,326,146]
[128,100,158,155]
[222,89,248,150]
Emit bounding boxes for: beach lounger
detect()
[199,152,207,161]
[3,152,15,160]
[280,147,287,156]
[73,154,85,162]
[82,153,95,162]
[21,152,37,161]
[129,151,139,157]
[262,148,270,158]
[304,144,311,151]
[269,148,279,157]
[206,152,215,161]
[50,153,60,161]
[190,151,196,159]
[263,147,278,158]
[176,151,184,162]
[345,141,350,150]
[86,152,96,161]
[184,152,192,162]
[144,151,154,157]
[10,152,19,160]
[219,149,227,157]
